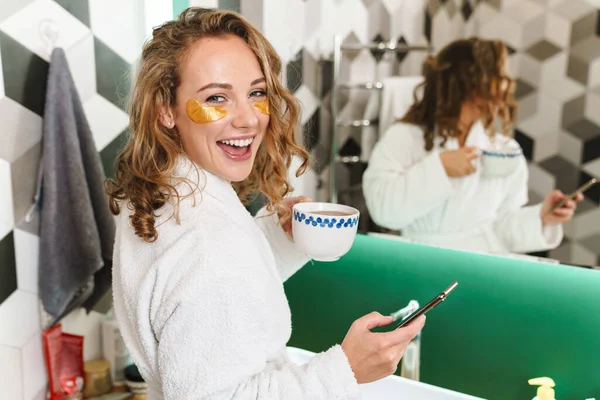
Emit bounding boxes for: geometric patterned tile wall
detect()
[258,0,600,268]
[274,0,446,221]
[0,1,145,398]
[425,0,600,268]
[469,0,600,266]
[276,0,433,209]
[432,1,599,268]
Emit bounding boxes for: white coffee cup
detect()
[481,147,523,178]
[292,202,360,262]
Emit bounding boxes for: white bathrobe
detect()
[362,121,563,254]
[112,157,359,399]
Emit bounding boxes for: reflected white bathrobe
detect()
[363,121,562,254]
[112,157,359,399]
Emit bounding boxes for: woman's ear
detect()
[159,106,175,129]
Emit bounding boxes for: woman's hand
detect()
[540,190,583,227]
[341,312,425,384]
[439,146,479,177]
[279,196,312,239]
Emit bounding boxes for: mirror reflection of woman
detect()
[107,8,424,399]
[363,38,581,254]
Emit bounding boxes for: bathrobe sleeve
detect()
[254,206,311,282]
[151,229,359,400]
[362,123,454,230]
[493,156,563,253]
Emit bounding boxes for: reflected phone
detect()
[395,281,458,329]
[551,178,598,211]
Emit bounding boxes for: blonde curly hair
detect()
[401,37,517,151]
[105,7,308,242]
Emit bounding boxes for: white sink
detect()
[286,347,483,400]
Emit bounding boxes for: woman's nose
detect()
[231,102,260,131]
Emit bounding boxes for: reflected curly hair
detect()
[401,37,517,151]
[105,7,308,242]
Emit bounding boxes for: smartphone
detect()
[551,178,598,211]
[395,281,458,329]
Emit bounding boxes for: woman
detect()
[363,38,581,254]
[107,8,424,399]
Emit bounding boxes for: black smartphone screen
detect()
[395,281,458,329]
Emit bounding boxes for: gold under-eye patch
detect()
[186,99,227,123]
[254,98,270,115]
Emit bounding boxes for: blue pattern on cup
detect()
[293,210,358,229]
[482,150,522,158]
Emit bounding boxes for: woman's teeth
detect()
[219,138,253,147]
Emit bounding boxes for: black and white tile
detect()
[249,0,600,265]
[0,0,149,398]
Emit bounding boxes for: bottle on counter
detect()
[392,300,421,381]
[102,309,131,386]
[400,331,420,381]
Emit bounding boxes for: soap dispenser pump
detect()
[528,377,556,400]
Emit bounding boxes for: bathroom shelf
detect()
[335,119,378,127]
[341,42,431,52]
[337,82,384,90]
[335,155,361,164]
[330,35,432,203]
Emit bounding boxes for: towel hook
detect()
[39,19,59,56]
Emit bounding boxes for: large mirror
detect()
[291,0,600,270]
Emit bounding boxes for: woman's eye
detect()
[206,95,226,103]
[250,90,267,98]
